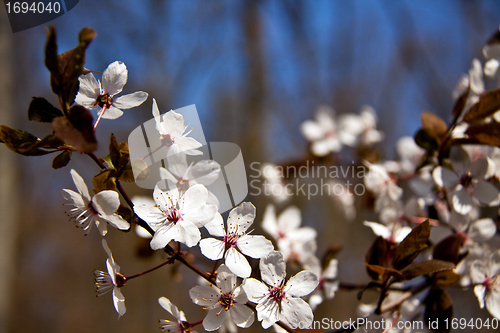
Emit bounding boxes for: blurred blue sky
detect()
[11,0,500,161]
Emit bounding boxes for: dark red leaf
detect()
[393,220,430,270]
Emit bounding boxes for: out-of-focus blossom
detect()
[471,249,500,319]
[261,204,317,262]
[300,106,342,157]
[396,136,425,174]
[302,255,339,310]
[363,161,403,212]
[432,148,500,215]
[338,105,384,148]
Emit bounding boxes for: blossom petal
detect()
[485,290,500,319]
[231,303,255,328]
[258,297,280,328]
[277,206,302,232]
[161,110,187,137]
[469,218,497,242]
[225,247,252,278]
[300,120,324,141]
[204,213,225,237]
[203,306,227,331]
[133,205,165,227]
[92,190,120,215]
[101,105,124,119]
[242,278,268,303]
[189,285,220,306]
[113,287,126,318]
[175,136,203,152]
[473,181,500,206]
[158,296,184,321]
[61,189,85,208]
[432,166,459,189]
[96,220,108,236]
[281,297,314,329]
[237,235,274,258]
[114,91,148,109]
[323,258,338,279]
[170,221,201,247]
[182,184,208,211]
[70,169,91,202]
[260,251,286,286]
[227,202,256,234]
[261,204,278,238]
[451,188,473,215]
[199,238,225,260]
[100,214,130,231]
[286,271,318,297]
[77,73,100,100]
[150,225,174,250]
[363,221,391,239]
[102,61,127,96]
[189,160,221,186]
[216,264,237,294]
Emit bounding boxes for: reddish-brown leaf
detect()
[393,220,430,270]
[463,88,500,124]
[400,260,455,281]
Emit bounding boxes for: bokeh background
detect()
[2,1,500,332]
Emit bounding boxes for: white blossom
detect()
[200,202,274,278]
[158,297,194,333]
[471,249,500,319]
[94,239,126,318]
[242,251,318,329]
[75,61,148,126]
[338,105,384,147]
[302,255,339,310]
[432,148,500,215]
[300,105,342,157]
[189,264,254,331]
[152,99,203,156]
[160,152,220,207]
[134,184,217,249]
[62,169,129,236]
[261,204,317,261]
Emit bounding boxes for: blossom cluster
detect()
[4,26,500,333]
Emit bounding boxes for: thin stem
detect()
[94,108,105,129]
[126,259,172,280]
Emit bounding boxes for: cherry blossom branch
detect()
[125,258,174,280]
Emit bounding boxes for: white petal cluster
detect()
[471,250,500,319]
[189,265,254,331]
[242,251,318,329]
[62,169,129,236]
[94,239,126,318]
[75,61,148,124]
[152,99,203,156]
[199,202,274,278]
[134,184,217,249]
